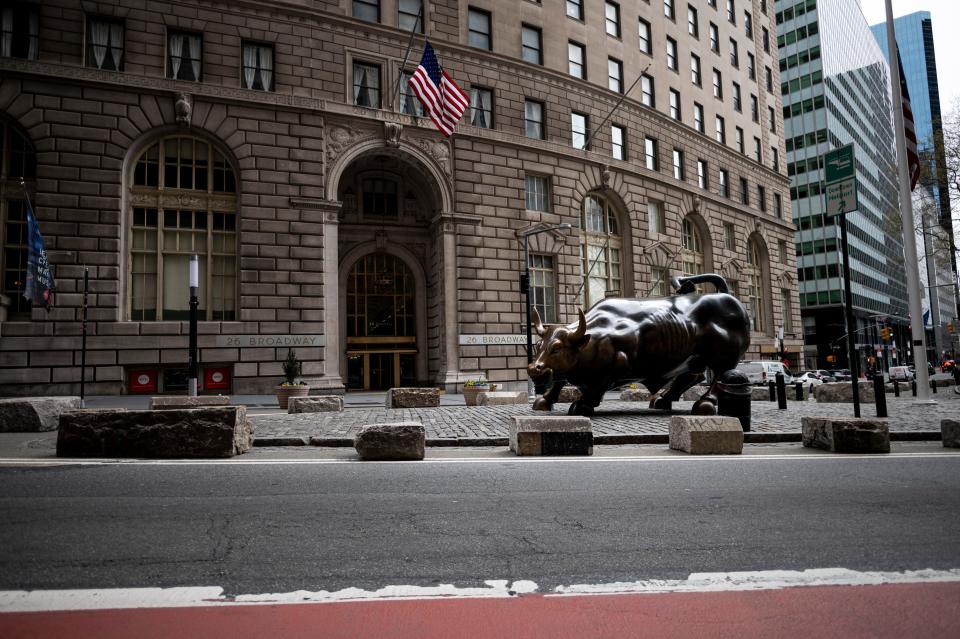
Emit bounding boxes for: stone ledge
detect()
[509,416,593,456]
[288,396,343,413]
[801,417,890,453]
[385,388,440,409]
[354,422,425,460]
[478,391,527,406]
[150,396,230,410]
[0,397,81,432]
[619,388,651,402]
[942,419,960,448]
[669,416,744,454]
[813,383,876,404]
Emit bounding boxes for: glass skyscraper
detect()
[777,0,907,372]
[870,12,958,360]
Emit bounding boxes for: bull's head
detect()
[527,308,590,380]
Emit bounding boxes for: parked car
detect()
[888,366,913,382]
[828,369,852,381]
[737,360,794,385]
[796,372,824,387]
[813,369,835,382]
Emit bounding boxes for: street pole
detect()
[839,211,861,417]
[188,254,199,397]
[80,267,89,408]
[885,0,933,403]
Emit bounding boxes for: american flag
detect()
[896,48,921,191]
[408,41,468,137]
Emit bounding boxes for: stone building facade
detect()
[0,0,799,395]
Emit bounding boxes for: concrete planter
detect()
[275,385,310,410]
[463,385,490,406]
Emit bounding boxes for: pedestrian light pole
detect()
[188,254,199,397]
[520,223,571,399]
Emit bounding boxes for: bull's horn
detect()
[570,308,587,342]
[532,308,546,337]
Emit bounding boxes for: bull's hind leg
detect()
[568,385,604,416]
[650,372,704,410]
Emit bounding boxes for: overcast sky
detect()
[859,1,959,116]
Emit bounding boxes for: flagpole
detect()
[392,4,424,110]
[885,0,932,403]
[80,267,88,408]
[583,63,650,149]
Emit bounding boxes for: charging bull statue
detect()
[527,273,750,416]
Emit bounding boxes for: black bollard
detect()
[873,373,887,418]
[776,372,787,409]
[717,370,751,432]
[795,381,803,401]
[912,380,917,396]
[931,378,938,394]
[768,380,777,402]
[893,380,900,397]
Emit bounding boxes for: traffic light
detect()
[881,327,891,342]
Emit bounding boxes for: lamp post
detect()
[188,254,199,397]
[521,223,572,399]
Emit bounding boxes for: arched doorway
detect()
[345,252,417,390]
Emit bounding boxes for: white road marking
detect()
[1,569,958,613]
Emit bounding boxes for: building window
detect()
[774,192,782,217]
[468,8,491,50]
[749,94,758,121]
[129,136,238,321]
[690,54,701,85]
[400,71,424,116]
[525,100,544,139]
[766,66,773,92]
[710,23,719,53]
[522,25,542,65]
[609,57,624,93]
[525,174,549,211]
[744,11,752,37]
[399,0,423,32]
[681,218,703,278]
[762,26,770,52]
[571,111,588,149]
[639,19,651,54]
[735,126,744,153]
[581,193,622,307]
[640,73,654,106]
[530,254,557,323]
[672,148,684,180]
[664,0,675,20]
[781,288,793,332]
[772,147,779,172]
[353,61,381,107]
[713,69,723,99]
[568,41,585,78]
[0,122,37,318]
[729,38,738,67]
[470,87,493,128]
[648,199,665,234]
[667,37,678,71]
[566,0,584,21]
[1,3,39,59]
[606,1,621,37]
[719,168,729,197]
[669,89,681,120]
[86,15,124,71]
[694,102,704,133]
[168,30,202,82]
[715,115,725,143]
[727,0,735,24]
[757,184,766,211]
[361,178,398,217]
[644,136,658,171]
[243,42,274,91]
[611,124,626,160]
[754,137,762,162]
[353,0,379,22]
[650,266,669,297]
[747,52,755,80]
[739,177,749,204]
[697,159,708,189]
[688,5,698,37]
[723,222,735,250]
[768,106,776,132]
[733,83,743,111]
[746,238,765,332]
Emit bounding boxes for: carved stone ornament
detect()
[385,121,403,147]
[175,93,192,126]
[412,136,452,179]
[601,165,611,188]
[327,124,364,165]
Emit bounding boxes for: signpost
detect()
[824,144,861,417]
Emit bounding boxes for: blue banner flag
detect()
[24,202,55,309]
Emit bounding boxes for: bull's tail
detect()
[671,273,730,294]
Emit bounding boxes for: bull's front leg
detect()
[532,378,563,411]
[568,383,606,416]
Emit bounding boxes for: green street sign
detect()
[825,144,855,184]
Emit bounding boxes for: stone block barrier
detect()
[751,386,771,401]
[150,396,230,410]
[801,417,889,454]
[669,416,744,454]
[354,422,425,460]
[288,396,344,413]
[0,397,81,432]
[942,419,960,448]
[385,388,440,408]
[478,391,527,406]
[813,382,876,404]
[509,416,593,456]
[681,385,709,401]
[619,388,651,401]
[57,407,254,458]
[557,385,582,403]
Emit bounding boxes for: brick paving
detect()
[250,390,958,445]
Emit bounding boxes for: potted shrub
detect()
[462,378,490,406]
[276,349,310,410]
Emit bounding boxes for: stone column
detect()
[305,202,345,394]
[434,212,481,391]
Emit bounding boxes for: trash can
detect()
[717,370,752,432]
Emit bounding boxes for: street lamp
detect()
[520,223,572,399]
[188,254,199,397]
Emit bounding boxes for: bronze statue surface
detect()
[527,274,750,416]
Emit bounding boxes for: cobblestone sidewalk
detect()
[251,391,958,446]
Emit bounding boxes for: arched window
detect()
[128,135,237,320]
[681,218,704,278]
[0,121,36,317]
[746,238,765,332]
[580,193,622,308]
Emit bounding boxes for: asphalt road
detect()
[1,448,959,597]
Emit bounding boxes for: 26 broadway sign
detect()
[215,335,326,348]
[459,334,526,345]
